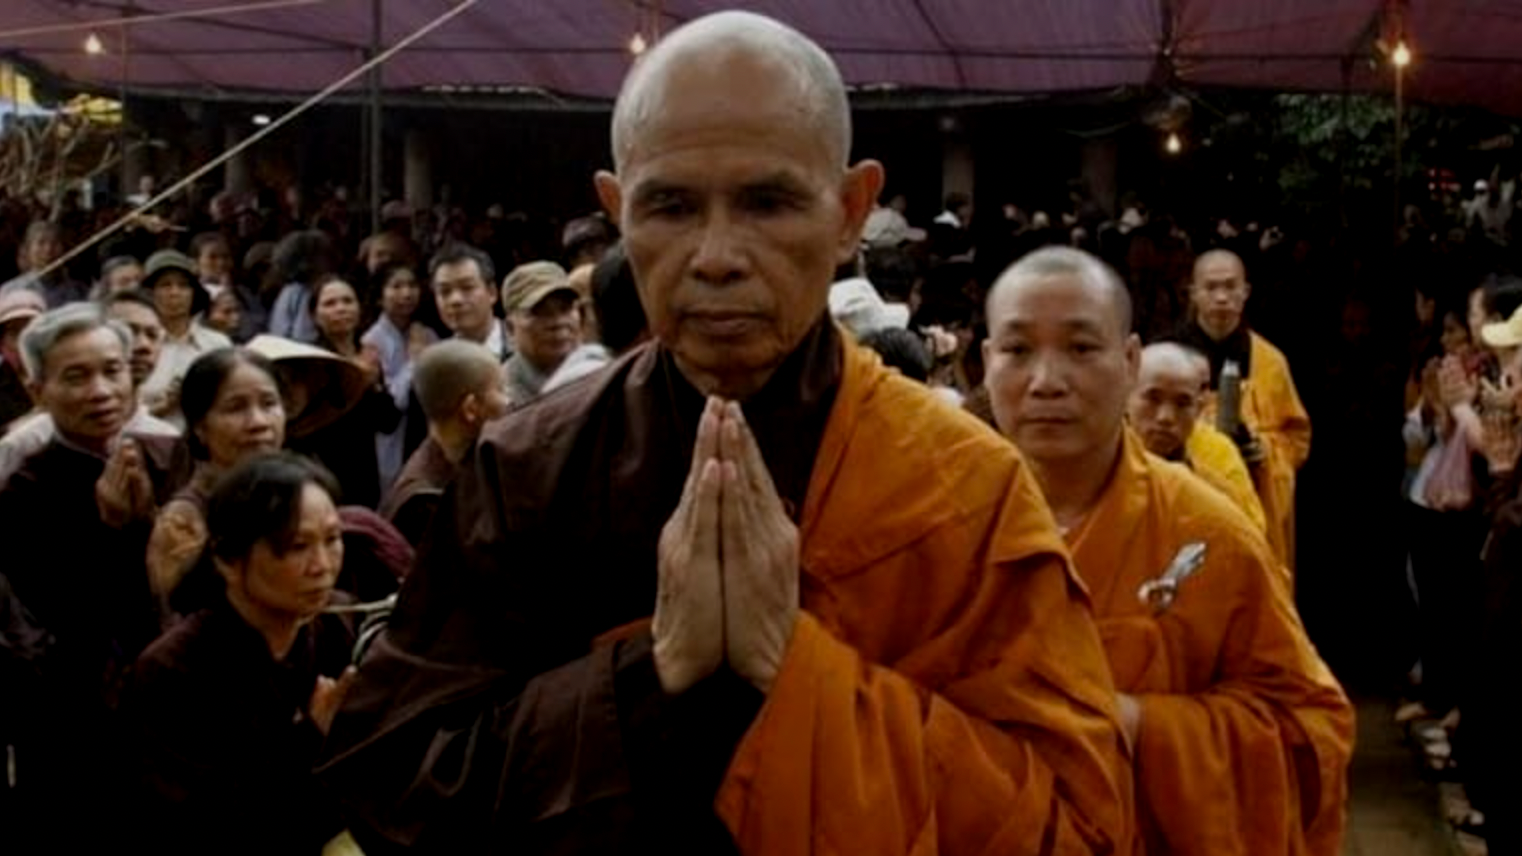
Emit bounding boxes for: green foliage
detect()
[1192,90,1516,225]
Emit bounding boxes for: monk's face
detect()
[1191,254,1249,341]
[596,51,881,397]
[983,272,1139,466]
[1127,355,1202,460]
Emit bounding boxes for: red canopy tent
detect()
[2,1,1519,115]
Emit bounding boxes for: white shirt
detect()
[933,210,963,229]
[0,404,178,484]
[140,323,233,431]
[363,315,437,487]
[457,319,511,362]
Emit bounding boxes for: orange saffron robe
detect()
[1066,431,1353,856]
[1185,423,1267,535]
[717,344,1130,855]
[1201,333,1310,568]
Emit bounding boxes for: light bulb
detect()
[252,114,272,127]
[84,33,105,55]
[629,33,647,56]
[1165,132,1182,155]
[1392,42,1411,68]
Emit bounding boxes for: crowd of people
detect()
[2,8,1522,856]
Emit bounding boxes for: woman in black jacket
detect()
[126,453,356,856]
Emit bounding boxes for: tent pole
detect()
[368,0,383,235]
[1394,61,1403,246]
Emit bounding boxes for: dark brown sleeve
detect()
[318,434,758,852]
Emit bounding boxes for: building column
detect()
[1081,137,1119,218]
[224,122,253,197]
[404,127,433,211]
[937,114,974,208]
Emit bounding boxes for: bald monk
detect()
[318,13,1127,854]
[1128,342,1266,533]
[984,247,1353,856]
[1178,250,1309,567]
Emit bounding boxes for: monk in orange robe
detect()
[1128,342,1266,532]
[984,247,1353,856]
[1178,250,1310,567]
[318,13,1128,854]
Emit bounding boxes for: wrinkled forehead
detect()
[617,45,839,173]
[46,327,124,373]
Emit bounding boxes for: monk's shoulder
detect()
[472,346,650,508]
[1249,332,1296,381]
[864,371,1020,472]
[1147,455,1276,571]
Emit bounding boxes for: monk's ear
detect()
[594,171,623,227]
[837,160,885,263]
[1122,333,1142,384]
[459,392,482,427]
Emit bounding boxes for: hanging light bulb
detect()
[1392,41,1412,68]
[84,33,105,55]
[1165,132,1183,155]
[629,33,648,56]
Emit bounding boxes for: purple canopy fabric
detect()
[5,0,1522,115]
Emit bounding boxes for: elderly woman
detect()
[127,453,355,856]
[146,348,285,615]
[138,249,232,428]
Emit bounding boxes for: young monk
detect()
[984,246,1354,856]
[1128,341,1266,533]
[1177,249,1310,568]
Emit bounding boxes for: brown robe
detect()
[318,319,1128,854]
[378,436,457,547]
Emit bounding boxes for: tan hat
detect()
[501,261,577,313]
[1483,306,1522,350]
[244,335,370,439]
[0,289,46,328]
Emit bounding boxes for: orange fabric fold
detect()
[1068,431,1352,856]
[1185,423,1267,535]
[716,341,1131,855]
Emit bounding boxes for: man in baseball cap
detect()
[500,260,583,405]
[0,290,46,428]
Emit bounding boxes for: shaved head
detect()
[987,246,1133,337]
[592,9,882,400]
[1139,342,1208,390]
[1193,248,1245,282]
[1129,342,1207,460]
[1191,249,1250,340]
[610,11,851,172]
[413,340,504,422]
[981,247,1140,471]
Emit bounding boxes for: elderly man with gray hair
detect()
[0,302,187,853]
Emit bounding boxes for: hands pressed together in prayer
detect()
[96,438,157,528]
[653,398,800,696]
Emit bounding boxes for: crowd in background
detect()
[2,160,1522,850]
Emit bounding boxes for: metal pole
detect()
[368,0,383,235]
[119,7,131,200]
[1394,63,1404,246]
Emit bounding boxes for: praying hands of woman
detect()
[652,398,799,696]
